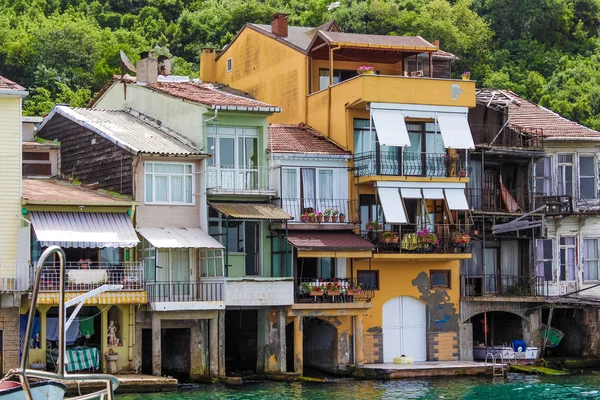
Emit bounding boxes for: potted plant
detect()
[324,208,332,222]
[382,231,399,243]
[326,281,342,296]
[347,283,363,296]
[416,227,438,252]
[455,232,471,244]
[78,258,91,269]
[442,153,459,177]
[462,71,471,80]
[459,170,467,177]
[332,209,340,223]
[339,213,346,223]
[308,212,316,223]
[306,283,324,296]
[316,211,324,223]
[366,220,381,232]
[300,212,308,223]
[357,65,375,75]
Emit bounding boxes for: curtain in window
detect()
[560,237,576,281]
[536,239,553,282]
[318,170,333,200]
[171,249,190,283]
[535,157,551,196]
[282,168,298,199]
[154,176,168,202]
[301,168,317,211]
[425,124,444,177]
[319,69,329,91]
[501,240,519,276]
[584,239,599,281]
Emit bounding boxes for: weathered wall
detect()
[0,306,20,372]
[256,307,286,373]
[36,114,134,195]
[226,279,294,306]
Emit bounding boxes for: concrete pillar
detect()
[355,315,364,366]
[209,316,218,378]
[257,307,287,374]
[218,310,226,377]
[277,308,286,372]
[190,320,208,379]
[293,316,303,374]
[460,322,473,361]
[151,315,161,376]
[134,322,143,373]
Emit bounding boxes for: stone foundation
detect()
[364,331,383,364]
[0,307,20,372]
[427,331,460,361]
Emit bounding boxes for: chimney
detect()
[432,40,440,50]
[136,51,158,84]
[199,48,217,82]
[271,12,289,38]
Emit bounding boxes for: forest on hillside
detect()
[1,0,600,129]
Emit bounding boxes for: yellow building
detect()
[0,76,29,372]
[202,14,476,366]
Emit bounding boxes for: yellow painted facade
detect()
[0,96,23,266]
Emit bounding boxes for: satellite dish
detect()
[120,50,136,73]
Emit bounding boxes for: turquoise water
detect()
[118,373,600,399]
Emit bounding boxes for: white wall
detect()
[225,278,294,306]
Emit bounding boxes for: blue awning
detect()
[29,212,139,248]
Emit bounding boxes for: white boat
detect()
[0,246,121,400]
[0,381,67,400]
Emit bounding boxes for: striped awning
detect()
[209,202,292,220]
[37,291,147,305]
[137,227,224,249]
[29,212,139,248]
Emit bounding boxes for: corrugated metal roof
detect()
[137,227,224,249]
[45,106,204,156]
[29,211,139,248]
[286,231,375,251]
[209,202,292,220]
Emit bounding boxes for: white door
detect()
[382,296,427,362]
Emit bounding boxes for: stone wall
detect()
[363,328,383,364]
[427,331,460,361]
[0,307,20,372]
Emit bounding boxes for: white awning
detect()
[423,188,445,199]
[444,188,469,210]
[437,113,475,149]
[400,188,423,199]
[371,109,411,147]
[137,227,224,249]
[29,212,139,248]
[377,188,407,223]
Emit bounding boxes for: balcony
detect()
[468,188,536,213]
[146,280,225,311]
[533,194,573,216]
[461,274,547,298]
[207,165,274,195]
[361,224,473,259]
[353,151,468,179]
[276,198,359,230]
[470,124,544,150]
[295,278,374,304]
[39,262,144,292]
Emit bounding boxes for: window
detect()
[583,239,599,281]
[536,239,554,282]
[281,168,298,199]
[559,237,576,281]
[357,270,379,290]
[207,126,260,190]
[535,157,552,196]
[579,155,596,199]
[226,58,232,72]
[318,69,359,90]
[23,151,52,176]
[557,154,573,196]
[200,250,224,277]
[430,270,451,288]
[145,162,194,204]
[359,194,388,232]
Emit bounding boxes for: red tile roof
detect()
[147,82,278,110]
[505,91,600,139]
[268,124,349,155]
[287,231,374,251]
[0,76,25,91]
[22,179,131,203]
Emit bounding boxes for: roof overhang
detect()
[0,90,29,97]
[287,231,374,258]
[137,227,224,249]
[210,202,292,220]
[212,105,281,113]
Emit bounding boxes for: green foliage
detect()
[0,0,599,131]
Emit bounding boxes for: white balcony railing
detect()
[38,262,144,292]
[207,165,272,192]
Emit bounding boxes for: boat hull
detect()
[0,380,67,400]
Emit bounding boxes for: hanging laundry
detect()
[47,317,81,345]
[79,317,95,338]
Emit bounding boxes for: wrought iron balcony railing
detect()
[207,165,272,192]
[295,278,374,304]
[277,198,358,223]
[146,280,224,303]
[461,274,547,297]
[353,151,468,178]
[38,262,144,292]
[360,224,473,255]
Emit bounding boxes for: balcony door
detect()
[403,122,445,177]
[207,126,259,190]
[156,249,191,301]
[245,222,260,276]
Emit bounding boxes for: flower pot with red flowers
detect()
[332,209,339,223]
[316,212,323,223]
[326,281,342,296]
[308,212,316,223]
[300,212,308,223]
[416,227,438,252]
[346,284,363,296]
[382,231,399,244]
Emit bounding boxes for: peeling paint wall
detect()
[412,271,459,333]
